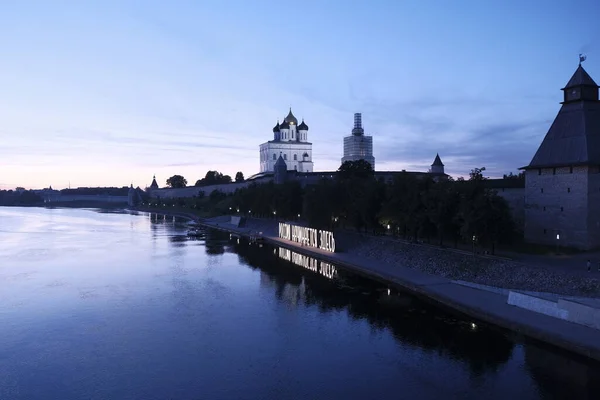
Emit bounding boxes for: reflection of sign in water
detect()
[278,222,336,253]
[277,247,337,279]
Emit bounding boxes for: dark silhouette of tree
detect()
[235,172,245,182]
[469,167,487,181]
[196,171,232,186]
[166,175,187,188]
[337,160,374,180]
[152,163,517,254]
[304,179,340,229]
[503,171,525,180]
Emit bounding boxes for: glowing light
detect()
[387,289,391,295]
[556,234,560,240]
[278,222,336,253]
[387,224,390,230]
[471,323,477,330]
[276,247,337,279]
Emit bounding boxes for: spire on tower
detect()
[352,113,364,136]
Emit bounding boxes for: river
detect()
[0,207,598,400]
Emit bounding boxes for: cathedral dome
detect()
[298,120,309,130]
[273,121,280,132]
[284,108,298,125]
[279,120,290,129]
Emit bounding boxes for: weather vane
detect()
[579,53,587,64]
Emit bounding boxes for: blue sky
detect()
[0,0,598,189]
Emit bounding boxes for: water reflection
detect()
[234,240,515,377]
[525,345,600,400]
[276,247,337,279]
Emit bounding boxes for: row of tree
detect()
[0,190,43,206]
[165,171,245,188]
[151,161,517,254]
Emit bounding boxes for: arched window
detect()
[273,154,276,160]
[284,154,287,160]
[293,154,297,161]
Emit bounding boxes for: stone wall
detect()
[586,169,600,248]
[44,194,128,204]
[149,177,273,199]
[525,166,589,249]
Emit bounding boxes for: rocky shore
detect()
[351,235,600,298]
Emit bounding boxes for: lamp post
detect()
[556,233,560,254]
[472,235,476,255]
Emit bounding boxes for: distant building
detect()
[150,175,159,190]
[521,61,600,249]
[259,108,314,173]
[341,113,375,169]
[429,154,445,175]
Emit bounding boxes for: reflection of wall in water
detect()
[277,247,337,279]
[525,345,600,399]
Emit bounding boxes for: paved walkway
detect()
[199,218,600,362]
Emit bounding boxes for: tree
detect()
[503,171,525,180]
[166,175,187,188]
[469,167,487,181]
[235,172,245,182]
[196,171,232,186]
[337,160,374,180]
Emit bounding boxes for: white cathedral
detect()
[259,108,314,173]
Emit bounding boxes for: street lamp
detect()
[556,233,560,254]
[472,235,476,255]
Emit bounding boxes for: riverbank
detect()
[187,215,600,363]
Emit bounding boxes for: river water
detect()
[0,207,598,400]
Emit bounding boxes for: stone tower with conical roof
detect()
[259,107,313,173]
[521,60,600,249]
[150,175,159,190]
[429,154,445,175]
[274,154,288,184]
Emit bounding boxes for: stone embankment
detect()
[134,209,600,298]
[139,211,600,360]
[352,237,600,298]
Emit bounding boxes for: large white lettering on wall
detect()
[278,222,336,253]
